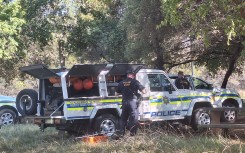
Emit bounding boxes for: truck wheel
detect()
[191,108,211,131]
[94,114,119,136]
[16,89,38,115]
[221,103,237,123]
[0,109,17,125]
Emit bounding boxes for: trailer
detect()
[198,107,245,136]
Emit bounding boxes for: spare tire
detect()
[16,89,38,115]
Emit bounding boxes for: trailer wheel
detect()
[221,103,237,123]
[16,89,38,115]
[94,114,119,136]
[191,107,211,131]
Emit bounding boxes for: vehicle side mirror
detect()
[208,84,213,90]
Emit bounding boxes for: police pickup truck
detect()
[16,64,243,135]
[169,74,241,123]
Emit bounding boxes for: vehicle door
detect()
[146,73,183,120]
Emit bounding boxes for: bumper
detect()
[26,116,66,126]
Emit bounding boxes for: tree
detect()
[20,0,80,67]
[68,0,128,63]
[0,0,25,82]
[121,0,173,69]
[161,0,245,88]
[0,0,25,58]
[121,0,195,70]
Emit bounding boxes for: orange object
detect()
[49,77,61,84]
[83,79,94,90]
[81,135,108,143]
[73,79,83,90]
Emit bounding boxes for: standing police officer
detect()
[116,71,146,136]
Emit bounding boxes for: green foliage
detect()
[161,0,245,86]
[0,0,25,83]
[1,0,244,86]
[20,0,51,46]
[121,0,176,69]
[68,0,128,63]
[160,0,245,46]
[19,0,81,67]
[1,125,245,153]
[0,0,25,59]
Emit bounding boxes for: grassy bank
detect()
[0,124,245,153]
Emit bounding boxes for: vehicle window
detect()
[169,77,176,84]
[185,77,194,90]
[170,76,193,90]
[192,78,209,90]
[148,74,173,92]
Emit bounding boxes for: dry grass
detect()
[1,125,245,153]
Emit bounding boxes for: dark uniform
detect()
[175,77,190,89]
[116,77,145,136]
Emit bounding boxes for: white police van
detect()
[16,63,243,135]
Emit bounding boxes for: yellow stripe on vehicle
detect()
[215,96,239,99]
[100,99,122,103]
[66,99,122,104]
[169,101,182,105]
[67,107,94,111]
[181,100,191,103]
[150,96,164,99]
[66,101,89,105]
[150,103,163,106]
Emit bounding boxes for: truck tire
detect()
[221,103,237,123]
[0,109,17,125]
[94,114,119,136]
[16,89,38,115]
[191,107,211,131]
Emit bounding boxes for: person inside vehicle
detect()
[175,71,190,89]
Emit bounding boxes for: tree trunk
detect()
[151,27,164,70]
[221,41,243,88]
[58,40,65,68]
[151,0,164,70]
[154,50,164,70]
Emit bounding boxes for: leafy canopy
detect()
[0,0,25,58]
[161,0,245,45]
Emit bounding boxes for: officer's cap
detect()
[126,70,135,75]
[178,71,184,75]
